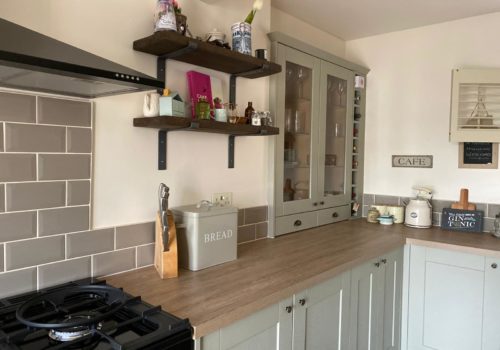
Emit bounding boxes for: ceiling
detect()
[271,0,500,40]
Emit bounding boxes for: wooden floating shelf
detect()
[133,116,279,136]
[133,31,282,79]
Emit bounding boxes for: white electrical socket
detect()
[212,192,233,206]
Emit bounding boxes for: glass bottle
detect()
[245,102,254,125]
[155,0,177,32]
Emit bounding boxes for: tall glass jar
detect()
[154,0,177,32]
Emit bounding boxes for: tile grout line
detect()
[36,209,39,238]
[3,244,6,274]
[135,247,138,269]
[35,96,38,124]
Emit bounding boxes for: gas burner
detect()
[16,285,128,329]
[48,315,102,342]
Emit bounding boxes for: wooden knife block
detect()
[154,210,178,279]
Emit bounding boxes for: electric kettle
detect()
[404,187,433,228]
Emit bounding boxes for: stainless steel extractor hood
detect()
[0,18,164,98]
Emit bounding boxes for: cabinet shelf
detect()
[133,31,281,79]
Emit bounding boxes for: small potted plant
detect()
[173,0,187,35]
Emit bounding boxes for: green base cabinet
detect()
[349,249,403,350]
[198,248,403,350]
[406,245,500,350]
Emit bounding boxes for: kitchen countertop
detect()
[104,220,500,338]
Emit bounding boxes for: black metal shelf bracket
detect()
[155,42,199,169]
[229,75,237,105]
[156,41,199,94]
[158,130,167,170]
[228,135,235,168]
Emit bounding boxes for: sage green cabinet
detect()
[199,302,283,350]
[292,272,351,350]
[198,248,403,350]
[349,249,403,350]
[198,272,351,350]
[268,32,368,237]
[406,245,500,350]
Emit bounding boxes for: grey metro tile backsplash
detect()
[37,96,92,127]
[5,235,65,271]
[6,182,66,211]
[5,123,66,152]
[0,92,36,123]
[38,206,90,236]
[0,211,37,242]
[0,90,273,298]
[38,257,92,289]
[66,228,115,258]
[0,153,36,182]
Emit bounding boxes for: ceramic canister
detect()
[387,205,405,224]
[231,22,251,55]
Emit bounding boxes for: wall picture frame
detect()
[458,142,498,169]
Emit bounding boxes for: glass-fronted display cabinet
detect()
[269,33,368,237]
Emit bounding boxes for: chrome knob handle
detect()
[380,259,387,264]
[492,263,498,269]
[294,220,302,227]
[298,298,306,306]
[285,305,293,313]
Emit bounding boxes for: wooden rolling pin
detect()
[451,188,476,210]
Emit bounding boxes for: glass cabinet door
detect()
[275,45,321,215]
[318,61,354,207]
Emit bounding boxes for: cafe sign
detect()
[392,155,433,168]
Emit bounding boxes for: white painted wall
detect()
[270,7,346,58]
[345,12,500,203]
[0,0,272,227]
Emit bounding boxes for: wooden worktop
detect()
[104,220,500,338]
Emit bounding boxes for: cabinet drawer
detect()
[275,212,317,236]
[317,205,350,226]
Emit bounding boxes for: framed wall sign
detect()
[392,155,433,168]
[459,142,498,169]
